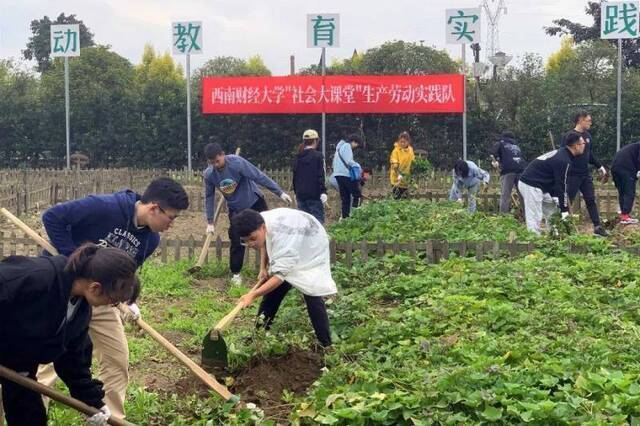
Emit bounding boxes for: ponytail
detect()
[65,243,140,304]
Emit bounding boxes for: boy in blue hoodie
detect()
[203,143,291,286]
[36,177,189,420]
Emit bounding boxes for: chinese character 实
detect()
[448,10,479,42]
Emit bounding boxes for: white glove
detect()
[599,166,607,176]
[491,160,499,169]
[397,174,403,182]
[457,198,464,204]
[482,175,490,184]
[280,193,292,205]
[121,303,141,323]
[128,303,141,320]
[206,224,215,234]
[86,405,110,426]
[637,171,640,179]
[320,193,328,204]
[552,197,559,206]
[561,211,570,220]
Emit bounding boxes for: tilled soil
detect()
[167,350,323,420]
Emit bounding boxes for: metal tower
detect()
[481,0,507,59]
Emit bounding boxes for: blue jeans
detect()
[297,198,325,223]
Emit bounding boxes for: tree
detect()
[0,61,41,166]
[132,45,186,167]
[545,2,640,67]
[23,13,95,73]
[39,46,137,167]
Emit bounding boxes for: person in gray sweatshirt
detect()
[449,159,490,213]
[203,143,292,286]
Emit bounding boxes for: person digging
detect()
[230,208,336,348]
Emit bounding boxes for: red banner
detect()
[201,75,464,114]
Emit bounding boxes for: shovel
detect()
[201,279,265,369]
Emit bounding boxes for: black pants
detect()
[257,281,332,347]
[335,176,361,218]
[228,197,268,274]
[392,186,408,200]
[612,168,637,215]
[297,198,325,224]
[0,361,47,425]
[567,174,600,226]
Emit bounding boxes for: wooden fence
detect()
[0,167,629,217]
[2,232,637,269]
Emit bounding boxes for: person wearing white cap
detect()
[293,129,328,223]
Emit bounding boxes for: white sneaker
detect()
[231,274,243,286]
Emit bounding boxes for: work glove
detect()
[457,198,464,204]
[121,303,141,323]
[482,175,490,184]
[561,211,570,221]
[206,224,215,234]
[491,160,499,169]
[636,171,640,179]
[86,405,110,426]
[599,166,607,176]
[552,197,559,206]
[280,193,292,205]
[320,193,328,204]
[397,174,403,182]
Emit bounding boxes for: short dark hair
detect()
[573,110,591,125]
[141,178,189,210]
[204,143,224,160]
[454,159,469,178]
[564,131,583,147]
[230,209,265,238]
[501,130,515,139]
[65,243,140,304]
[347,134,363,145]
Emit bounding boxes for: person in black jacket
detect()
[518,131,585,235]
[0,243,139,426]
[611,142,640,224]
[489,131,526,214]
[293,129,328,223]
[561,111,609,237]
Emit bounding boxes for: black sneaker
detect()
[593,226,610,237]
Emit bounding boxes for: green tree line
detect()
[1,5,638,170]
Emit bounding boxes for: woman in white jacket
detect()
[231,208,336,347]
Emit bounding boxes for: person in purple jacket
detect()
[203,143,292,286]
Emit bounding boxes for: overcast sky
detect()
[0,0,593,75]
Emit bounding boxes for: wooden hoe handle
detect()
[0,208,238,403]
[0,364,135,426]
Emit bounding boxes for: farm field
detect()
[25,199,640,425]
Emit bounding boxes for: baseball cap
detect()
[303,129,319,139]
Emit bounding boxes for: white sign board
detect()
[307,14,340,48]
[601,1,640,39]
[172,21,203,54]
[51,24,80,57]
[445,8,481,44]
